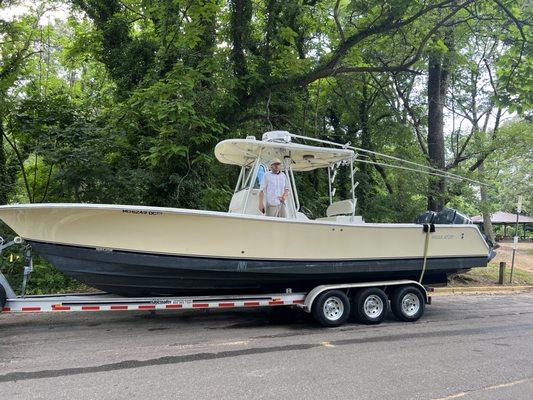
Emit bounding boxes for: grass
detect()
[449,263,533,287]
[1,260,90,295]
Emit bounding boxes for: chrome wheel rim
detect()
[401,293,420,317]
[363,295,384,318]
[323,296,344,321]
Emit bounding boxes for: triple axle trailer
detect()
[0,237,431,327]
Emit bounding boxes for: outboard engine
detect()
[414,211,436,224]
[433,208,472,224]
[414,208,472,224]
[415,208,495,264]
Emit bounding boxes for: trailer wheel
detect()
[312,290,350,327]
[0,284,6,310]
[391,286,425,322]
[353,288,388,324]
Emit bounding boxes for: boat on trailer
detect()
[0,131,492,297]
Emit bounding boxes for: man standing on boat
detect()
[259,158,289,218]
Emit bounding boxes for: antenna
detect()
[289,133,491,187]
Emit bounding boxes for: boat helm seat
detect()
[229,189,262,215]
[326,199,355,217]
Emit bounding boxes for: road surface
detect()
[1,292,532,399]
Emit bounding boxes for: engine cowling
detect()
[414,208,472,225]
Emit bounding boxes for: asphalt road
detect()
[1,292,533,400]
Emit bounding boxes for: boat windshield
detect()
[255,164,266,188]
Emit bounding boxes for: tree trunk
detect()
[355,85,394,208]
[230,0,252,82]
[357,78,376,214]
[0,121,7,205]
[426,33,453,211]
[478,163,495,243]
[262,0,281,77]
[328,108,348,200]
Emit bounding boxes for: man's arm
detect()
[280,174,289,202]
[280,189,289,202]
[259,174,267,213]
[258,190,265,214]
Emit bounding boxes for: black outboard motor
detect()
[415,208,495,263]
[433,208,472,225]
[414,211,436,224]
[415,208,472,224]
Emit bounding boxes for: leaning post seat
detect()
[316,199,364,224]
[326,199,355,217]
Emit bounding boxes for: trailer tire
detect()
[0,284,6,310]
[312,290,350,327]
[353,288,388,325]
[391,286,425,322]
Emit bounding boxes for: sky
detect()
[0,1,70,25]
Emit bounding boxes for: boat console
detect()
[220,132,365,223]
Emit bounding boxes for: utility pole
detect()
[509,196,522,283]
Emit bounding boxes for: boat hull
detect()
[0,204,491,296]
[28,240,486,296]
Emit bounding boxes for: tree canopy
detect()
[0,0,531,234]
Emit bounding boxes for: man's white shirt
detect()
[260,171,289,206]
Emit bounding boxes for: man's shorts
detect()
[266,204,287,218]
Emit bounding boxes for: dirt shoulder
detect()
[449,241,533,287]
[492,241,533,272]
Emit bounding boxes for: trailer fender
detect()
[302,280,429,313]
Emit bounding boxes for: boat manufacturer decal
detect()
[122,209,163,216]
[95,247,113,252]
[432,234,455,240]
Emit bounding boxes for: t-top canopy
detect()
[214,138,354,171]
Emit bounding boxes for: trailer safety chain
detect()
[419,223,435,284]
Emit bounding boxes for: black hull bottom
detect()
[28,241,488,297]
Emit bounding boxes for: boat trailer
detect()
[0,237,431,327]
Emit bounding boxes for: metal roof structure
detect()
[471,211,533,224]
